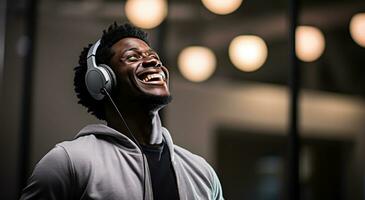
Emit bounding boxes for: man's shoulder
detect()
[54,134,95,156]
[173,144,215,176]
[20,132,110,199]
[162,128,211,168]
[173,145,207,164]
[172,144,224,199]
[61,132,119,154]
[57,134,98,150]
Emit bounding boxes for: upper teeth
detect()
[160,71,166,79]
[142,72,166,82]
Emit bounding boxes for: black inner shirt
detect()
[142,142,180,200]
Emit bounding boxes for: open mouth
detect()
[136,69,167,85]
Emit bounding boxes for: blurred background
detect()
[1,0,365,199]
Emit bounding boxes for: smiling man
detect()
[20,23,223,200]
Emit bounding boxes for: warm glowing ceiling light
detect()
[125,0,167,29]
[296,26,325,62]
[229,35,268,72]
[350,13,365,47]
[178,46,216,82]
[201,0,243,15]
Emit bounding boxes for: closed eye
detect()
[126,55,141,62]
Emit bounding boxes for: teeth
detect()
[160,71,166,80]
[142,72,166,82]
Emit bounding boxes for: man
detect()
[20,22,224,200]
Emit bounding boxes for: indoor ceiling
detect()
[43,0,365,96]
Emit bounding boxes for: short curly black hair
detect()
[74,22,149,120]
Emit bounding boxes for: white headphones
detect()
[85,40,117,100]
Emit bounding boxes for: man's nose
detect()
[142,58,161,68]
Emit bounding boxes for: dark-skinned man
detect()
[20,22,224,200]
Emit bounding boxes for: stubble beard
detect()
[113,88,173,112]
[137,94,173,111]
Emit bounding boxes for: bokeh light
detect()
[296,26,325,62]
[229,35,268,72]
[350,13,365,48]
[178,46,216,82]
[201,0,243,15]
[125,0,168,29]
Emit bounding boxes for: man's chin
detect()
[137,94,173,111]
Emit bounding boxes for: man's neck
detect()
[105,102,163,147]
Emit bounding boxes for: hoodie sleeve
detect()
[210,165,224,200]
[19,145,75,200]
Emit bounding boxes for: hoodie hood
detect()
[74,124,175,160]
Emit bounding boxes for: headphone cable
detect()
[101,88,147,200]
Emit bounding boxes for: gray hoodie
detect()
[20,124,224,200]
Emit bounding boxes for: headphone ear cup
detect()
[85,64,115,101]
[99,64,117,91]
[85,39,118,101]
[85,68,106,100]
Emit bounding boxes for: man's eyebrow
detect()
[122,48,157,56]
[146,49,158,54]
[121,48,139,55]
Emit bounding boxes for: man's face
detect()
[109,37,170,106]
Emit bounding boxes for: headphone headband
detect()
[87,39,100,70]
